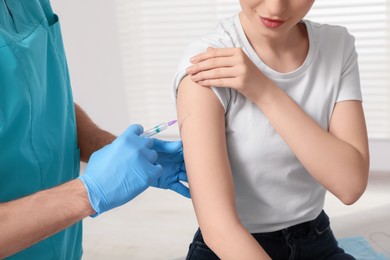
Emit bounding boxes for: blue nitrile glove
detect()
[151,139,190,198]
[79,124,163,216]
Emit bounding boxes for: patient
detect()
[173,0,369,259]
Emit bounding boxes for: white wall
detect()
[369,139,390,172]
[51,0,129,136]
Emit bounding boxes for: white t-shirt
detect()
[172,15,362,233]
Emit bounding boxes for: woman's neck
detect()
[239,12,309,73]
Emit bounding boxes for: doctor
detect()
[0,0,189,259]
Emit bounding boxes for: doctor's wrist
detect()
[72,178,96,217]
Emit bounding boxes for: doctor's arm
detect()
[0,179,93,258]
[75,103,116,162]
[177,76,270,259]
[0,124,167,258]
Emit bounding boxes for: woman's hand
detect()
[186,47,271,103]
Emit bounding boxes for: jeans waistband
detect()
[194,210,329,243]
[252,210,329,238]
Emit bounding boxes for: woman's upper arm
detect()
[175,76,273,259]
[176,76,240,235]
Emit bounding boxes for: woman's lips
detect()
[260,17,285,28]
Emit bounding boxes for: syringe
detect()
[140,120,177,137]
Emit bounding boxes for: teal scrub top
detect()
[0,0,82,259]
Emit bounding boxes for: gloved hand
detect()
[151,139,190,198]
[79,124,163,216]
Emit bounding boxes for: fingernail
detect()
[186,67,192,74]
[190,57,197,63]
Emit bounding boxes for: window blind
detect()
[114,0,390,139]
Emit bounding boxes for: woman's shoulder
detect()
[187,15,241,50]
[305,20,355,41]
[174,15,242,77]
[304,19,356,53]
[172,16,238,107]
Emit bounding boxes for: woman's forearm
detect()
[0,179,94,258]
[201,222,270,260]
[255,82,369,204]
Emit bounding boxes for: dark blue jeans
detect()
[186,211,355,260]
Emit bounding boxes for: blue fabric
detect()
[338,236,390,260]
[0,0,81,259]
